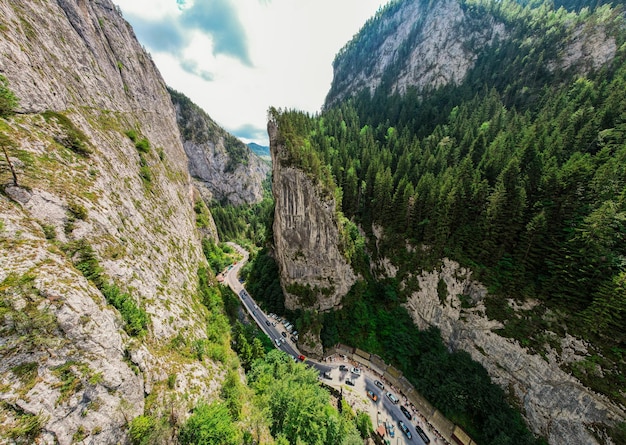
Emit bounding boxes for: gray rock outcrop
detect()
[268,120,356,314]
[170,89,270,206]
[401,258,626,445]
[0,0,228,443]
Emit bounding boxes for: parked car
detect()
[281,331,287,337]
[375,380,384,390]
[386,392,399,404]
[339,365,348,371]
[367,390,378,402]
[415,425,430,444]
[385,421,395,438]
[346,378,355,386]
[400,405,412,420]
[290,336,297,342]
[323,371,332,379]
[398,420,412,440]
[298,355,306,361]
[265,320,270,326]
[350,367,361,376]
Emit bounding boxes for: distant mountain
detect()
[169,89,270,205]
[248,142,271,161]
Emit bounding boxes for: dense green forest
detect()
[251,0,626,442]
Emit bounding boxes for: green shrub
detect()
[101,284,149,337]
[129,415,155,445]
[0,74,19,117]
[6,412,45,443]
[42,110,91,156]
[179,402,241,445]
[125,129,138,142]
[135,138,150,153]
[68,202,88,220]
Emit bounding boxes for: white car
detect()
[386,391,399,404]
[274,338,281,347]
[350,367,361,376]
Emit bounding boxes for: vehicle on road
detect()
[265,320,270,326]
[281,331,287,337]
[274,338,281,347]
[323,371,332,379]
[415,425,430,443]
[385,421,395,438]
[339,365,348,371]
[398,420,412,440]
[290,335,296,342]
[400,405,412,420]
[272,322,277,327]
[375,380,384,390]
[386,392,399,404]
[351,367,361,375]
[298,355,306,361]
[367,390,378,402]
[346,378,355,386]
[280,337,286,344]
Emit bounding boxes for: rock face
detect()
[170,89,270,206]
[401,258,626,445]
[0,1,227,443]
[268,120,356,314]
[325,0,506,107]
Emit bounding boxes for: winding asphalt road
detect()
[223,243,432,445]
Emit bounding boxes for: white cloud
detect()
[114,0,389,145]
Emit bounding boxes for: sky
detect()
[113,0,391,146]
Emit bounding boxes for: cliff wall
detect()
[0,1,226,443]
[268,120,356,317]
[399,258,626,445]
[170,89,270,206]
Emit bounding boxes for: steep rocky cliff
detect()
[170,89,270,206]
[398,257,626,445]
[325,0,507,107]
[0,1,227,443]
[325,0,617,107]
[268,119,356,355]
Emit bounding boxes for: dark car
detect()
[400,405,412,420]
[398,420,412,440]
[339,365,348,371]
[265,320,271,326]
[346,378,355,386]
[281,331,287,338]
[415,425,430,444]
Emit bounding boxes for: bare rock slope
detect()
[0,1,226,443]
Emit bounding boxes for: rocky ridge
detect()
[268,119,356,356]
[0,0,227,443]
[397,257,626,445]
[325,0,507,107]
[170,89,270,206]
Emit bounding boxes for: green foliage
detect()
[355,411,373,438]
[129,415,157,445]
[66,240,149,337]
[178,402,241,445]
[0,74,19,117]
[220,370,245,420]
[67,201,88,221]
[209,180,274,243]
[194,199,212,229]
[135,138,150,153]
[52,361,84,405]
[201,239,231,275]
[241,248,285,315]
[125,129,138,143]
[42,111,92,156]
[4,410,45,444]
[247,349,363,444]
[101,284,149,337]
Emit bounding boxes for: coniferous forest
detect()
[250,0,626,443]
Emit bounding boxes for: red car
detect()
[298,355,306,361]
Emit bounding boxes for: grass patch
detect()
[42,111,92,157]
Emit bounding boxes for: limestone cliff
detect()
[397,257,626,445]
[325,0,617,108]
[170,89,270,206]
[325,0,507,107]
[0,1,227,443]
[268,120,356,317]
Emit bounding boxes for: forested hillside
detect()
[263,0,626,443]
